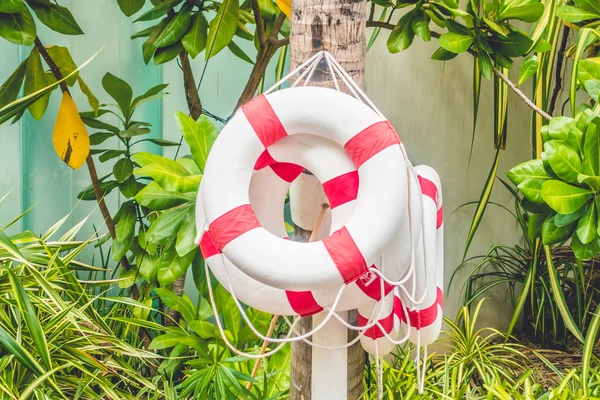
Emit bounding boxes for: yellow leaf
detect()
[52,92,90,170]
[275,0,290,17]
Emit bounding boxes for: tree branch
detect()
[251,0,267,45]
[365,22,553,121]
[178,50,202,119]
[493,66,552,121]
[549,26,570,116]
[234,12,289,111]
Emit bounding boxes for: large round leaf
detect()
[541,180,593,214]
[542,214,576,245]
[544,140,583,183]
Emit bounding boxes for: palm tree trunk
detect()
[289,0,367,398]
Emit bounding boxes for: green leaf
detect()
[517,178,546,204]
[46,46,78,86]
[411,9,430,42]
[463,147,501,260]
[518,55,538,86]
[572,232,600,260]
[228,40,254,64]
[576,201,597,243]
[571,30,599,116]
[117,0,145,16]
[133,152,201,192]
[215,285,240,342]
[157,245,194,286]
[24,47,51,120]
[132,84,168,111]
[176,207,196,256]
[438,31,474,53]
[135,0,182,21]
[89,131,113,145]
[154,287,196,323]
[578,58,600,89]
[0,59,26,109]
[431,47,457,60]
[154,3,192,48]
[542,214,575,245]
[119,121,151,138]
[574,0,600,15]
[147,204,191,244]
[113,158,134,183]
[7,268,51,370]
[27,2,83,35]
[0,0,25,13]
[578,174,600,191]
[0,9,35,45]
[544,140,583,183]
[112,201,136,261]
[154,41,183,65]
[206,0,239,59]
[78,77,99,116]
[99,149,127,162]
[527,213,546,239]
[541,180,593,214]
[583,302,600,396]
[174,111,218,172]
[507,159,551,185]
[545,245,584,343]
[142,18,168,64]
[149,333,196,350]
[131,24,158,39]
[584,80,600,101]
[548,116,576,142]
[102,72,133,118]
[387,12,415,53]
[77,180,118,200]
[135,181,194,210]
[499,2,544,22]
[0,325,43,376]
[555,206,586,227]
[494,31,533,57]
[583,122,600,175]
[188,320,220,339]
[557,5,599,22]
[182,12,208,58]
[119,175,138,198]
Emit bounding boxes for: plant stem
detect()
[365,21,553,121]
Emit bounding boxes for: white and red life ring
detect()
[199,87,409,291]
[358,165,444,355]
[196,133,422,315]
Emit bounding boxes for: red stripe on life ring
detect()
[418,176,438,206]
[270,163,304,183]
[437,205,444,229]
[209,204,261,250]
[322,227,368,284]
[254,149,277,170]
[286,291,323,316]
[242,95,288,148]
[199,231,220,259]
[358,310,394,339]
[344,121,401,168]
[355,266,394,301]
[322,170,359,209]
[394,287,444,329]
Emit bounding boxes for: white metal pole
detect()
[311,311,348,399]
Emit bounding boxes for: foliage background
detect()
[0,0,537,326]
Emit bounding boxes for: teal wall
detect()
[0,0,283,246]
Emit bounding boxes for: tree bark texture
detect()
[289,0,367,398]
